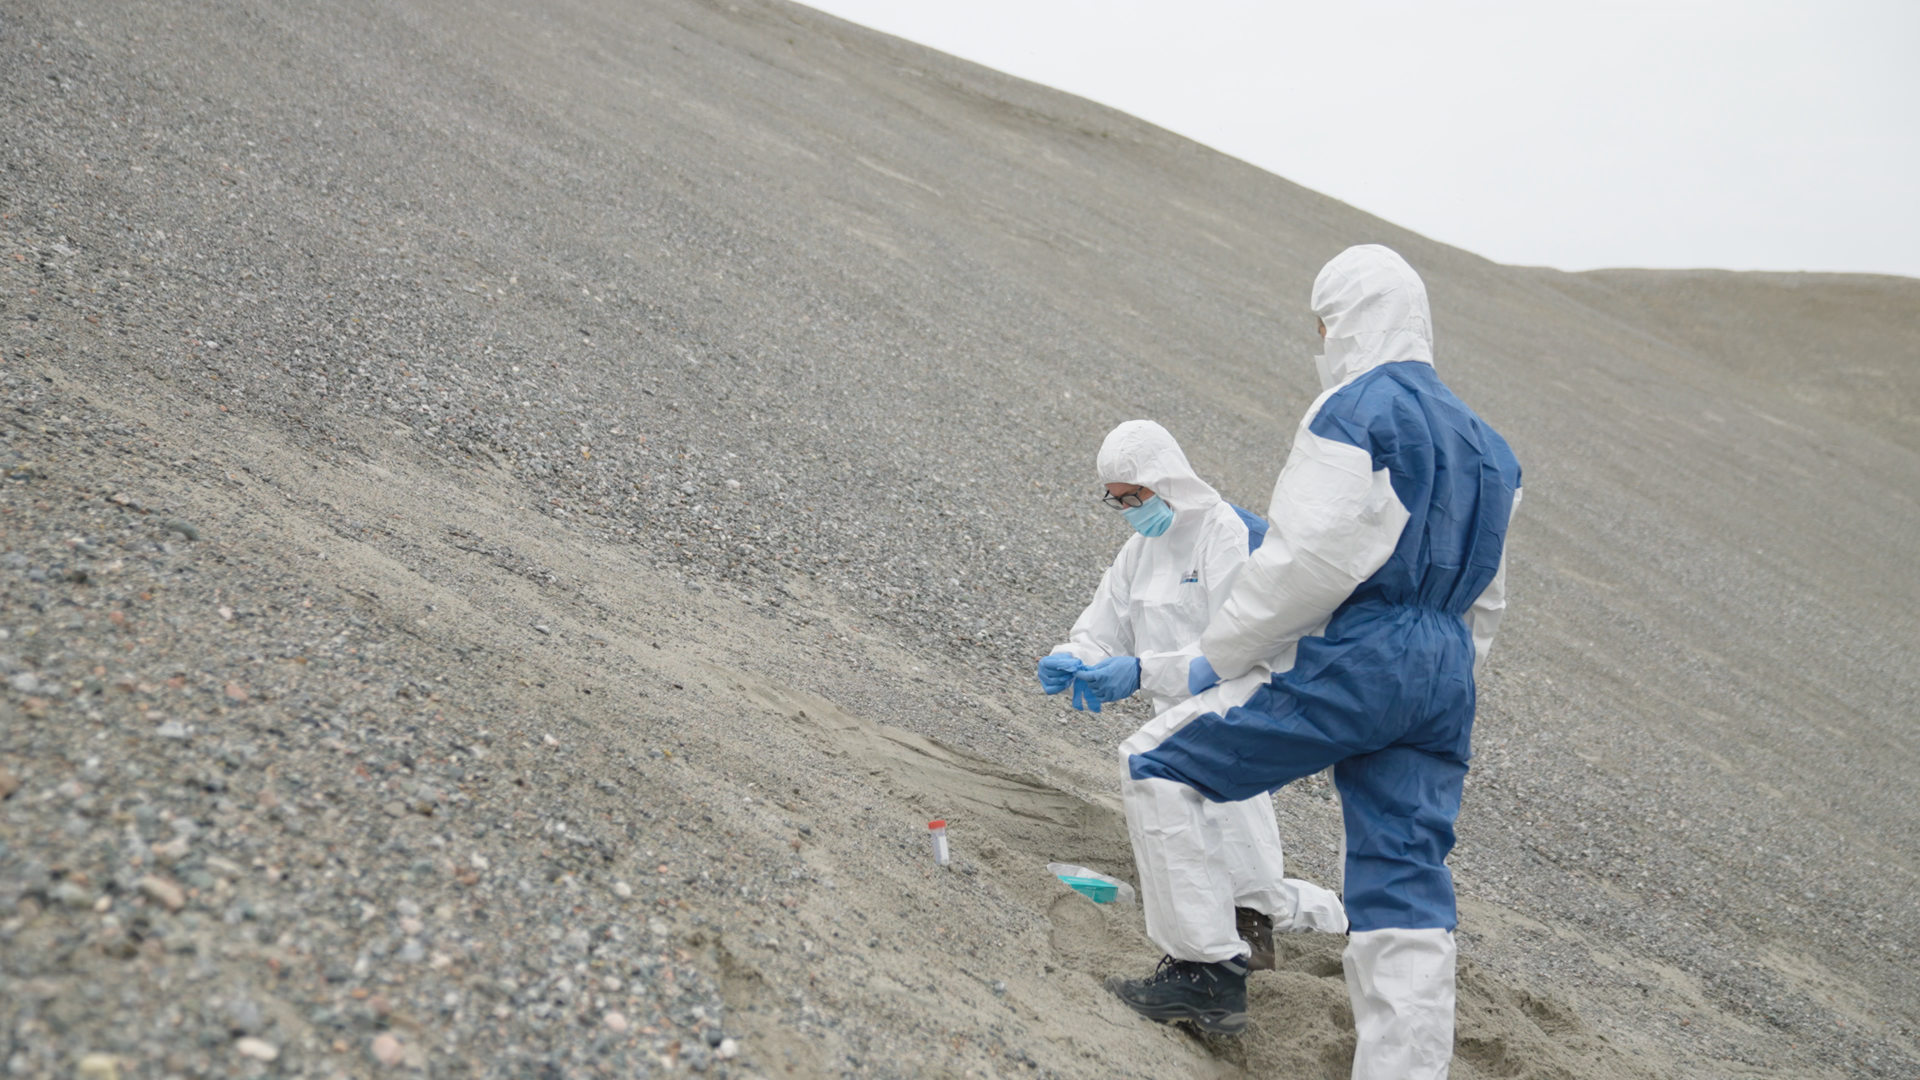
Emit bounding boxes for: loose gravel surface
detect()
[3,1,1918,1078]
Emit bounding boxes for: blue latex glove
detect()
[1037,654,1084,695]
[1071,678,1100,712]
[1078,655,1141,704]
[1187,656,1220,696]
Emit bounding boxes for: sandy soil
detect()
[2,1,1916,1077]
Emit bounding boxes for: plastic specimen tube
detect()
[928,820,950,866]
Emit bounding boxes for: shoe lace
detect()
[1145,955,1200,986]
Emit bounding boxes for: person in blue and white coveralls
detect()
[1104,245,1522,1080]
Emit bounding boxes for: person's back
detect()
[1302,360,1518,761]
[1146,355,1520,798]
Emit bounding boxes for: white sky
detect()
[798,0,1920,278]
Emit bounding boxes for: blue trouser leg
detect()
[1129,680,1355,801]
[1334,746,1467,933]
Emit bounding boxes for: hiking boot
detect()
[1236,906,1276,971]
[1104,955,1249,1035]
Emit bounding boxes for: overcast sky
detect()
[799,0,1920,278]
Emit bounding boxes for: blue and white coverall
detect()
[1118,246,1521,1080]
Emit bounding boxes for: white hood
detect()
[1096,420,1220,514]
[1310,245,1434,390]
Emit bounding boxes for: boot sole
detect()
[1103,978,1249,1036]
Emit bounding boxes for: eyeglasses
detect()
[1101,488,1149,510]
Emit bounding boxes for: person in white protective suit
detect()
[1035,420,1346,994]
[1103,246,1522,1078]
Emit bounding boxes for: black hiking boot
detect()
[1104,955,1250,1035]
[1236,906,1276,971]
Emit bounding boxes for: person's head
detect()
[1309,245,1433,390]
[1095,420,1221,534]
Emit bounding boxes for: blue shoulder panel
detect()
[1228,503,1268,554]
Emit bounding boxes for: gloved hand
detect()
[1076,655,1140,705]
[1187,656,1220,696]
[1037,654,1083,695]
[1071,678,1101,712]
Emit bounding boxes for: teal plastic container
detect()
[1058,874,1119,903]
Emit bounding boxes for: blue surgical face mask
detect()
[1122,494,1174,537]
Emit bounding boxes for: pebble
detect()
[205,855,244,878]
[74,1053,119,1080]
[138,875,186,912]
[716,1037,740,1060]
[154,720,188,739]
[225,998,263,1033]
[370,1032,404,1067]
[52,881,92,909]
[0,767,16,800]
[603,1010,629,1033]
[9,672,39,693]
[234,1037,278,1062]
[612,880,633,899]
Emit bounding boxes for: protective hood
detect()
[1097,420,1220,513]
[1310,245,1434,390]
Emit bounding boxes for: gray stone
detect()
[224,998,262,1034]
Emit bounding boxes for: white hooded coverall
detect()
[1051,420,1347,946]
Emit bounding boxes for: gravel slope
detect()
[2,1,1917,1078]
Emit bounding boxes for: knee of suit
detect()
[1344,855,1457,932]
[1334,746,1467,933]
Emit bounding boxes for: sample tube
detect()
[928,820,950,866]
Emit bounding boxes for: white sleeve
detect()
[1055,547,1134,665]
[1200,428,1410,681]
[1467,487,1521,677]
[1136,513,1250,701]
